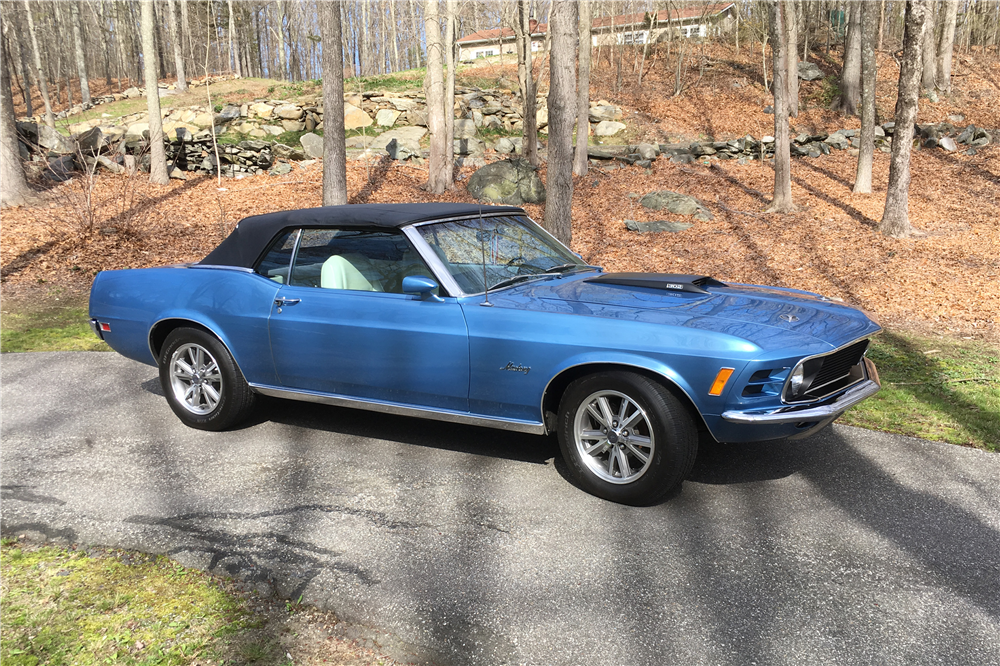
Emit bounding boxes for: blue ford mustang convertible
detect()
[89,203,881,504]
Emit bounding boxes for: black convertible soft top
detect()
[199,203,526,268]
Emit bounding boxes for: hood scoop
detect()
[584,273,727,295]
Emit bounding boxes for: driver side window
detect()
[287,228,436,294]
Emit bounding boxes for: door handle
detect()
[274,297,301,307]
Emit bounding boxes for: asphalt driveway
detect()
[2,352,998,665]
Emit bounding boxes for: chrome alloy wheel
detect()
[168,343,223,415]
[573,390,655,484]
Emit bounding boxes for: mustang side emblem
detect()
[501,362,531,375]
[779,314,800,323]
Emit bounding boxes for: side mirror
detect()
[402,275,444,302]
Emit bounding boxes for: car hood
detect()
[487,273,881,353]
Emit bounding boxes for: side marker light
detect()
[100,322,111,332]
[709,368,735,396]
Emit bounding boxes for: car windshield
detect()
[415,215,590,295]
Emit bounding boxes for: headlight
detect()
[789,364,805,396]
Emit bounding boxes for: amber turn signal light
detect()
[708,368,735,396]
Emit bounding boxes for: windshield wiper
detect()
[490,272,550,291]
[544,263,598,275]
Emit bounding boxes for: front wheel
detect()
[158,327,256,431]
[557,371,698,505]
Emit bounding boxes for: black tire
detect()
[557,371,698,505]
[158,327,256,431]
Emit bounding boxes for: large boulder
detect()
[122,86,142,99]
[344,103,373,130]
[299,132,324,159]
[589,105,622,122]
[386,137,420,160]
[74,127,104,153]
[638,190,714,221]
[275,104,304,120]
[38,125,77,154]
[595,120,626,137]
[466,157,545,205]
[797,61,824,81]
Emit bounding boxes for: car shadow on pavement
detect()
[262,397,560,465]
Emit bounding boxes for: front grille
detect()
[786,339,870,403]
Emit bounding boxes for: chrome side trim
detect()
[249,383,547,435]
[723,358,880,425]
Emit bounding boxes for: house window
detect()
[682,24,707,38]
[475,49,497,58]
[621,31,647,45]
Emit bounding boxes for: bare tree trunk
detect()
[69,1,91,106]
[767,0,794,213]
[514,0,538,166]
[877,0,886,51]
[23,0,54,127]
[115,1,130,89]
[832,0,861,115]
[444,0,456,186]
[164,0,186,90]
[920,0,936,91]
[389,0,401,73]
[544,0,577,247]
[141,0,169,185]
[275,1,287,79]
[321,1,347,206]
[573,0,592,177]
[11,9,33,116]
[853,0,878,194]
[227,0,239,76]
[424,0,448,194]
[785,0,799,117]
[409,0,422,68]
[879,0,928,238]
[1,17,32,207]
[936,0,957,93]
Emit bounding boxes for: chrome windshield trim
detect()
[724,358,881,424]
[189,265,255,273]
[249,384,547,435]
[402,226,467,297]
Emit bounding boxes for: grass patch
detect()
[0,540,289,666]
[840,331,999,451]
[0,305,109,353]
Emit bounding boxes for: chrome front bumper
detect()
[721,358,880,426]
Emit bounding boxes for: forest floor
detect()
[2,42,999,666]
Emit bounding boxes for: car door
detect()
[264,227,470,412]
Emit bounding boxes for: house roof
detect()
[457,3,734,44]
[591,3,736,29]
[457,19,546,45]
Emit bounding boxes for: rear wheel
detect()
[557,371,698,505]
[158,327,256,431]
